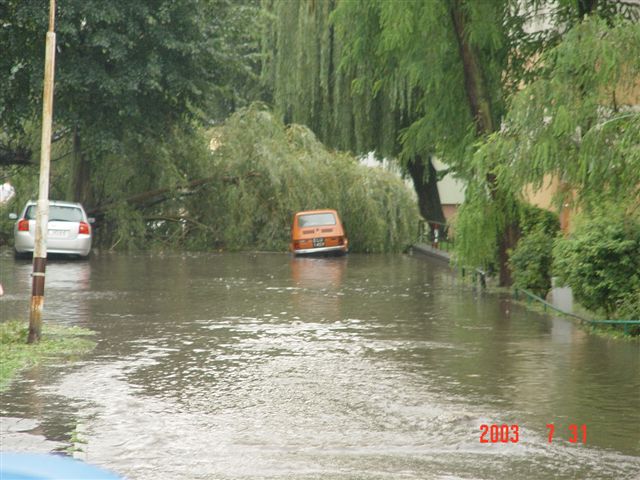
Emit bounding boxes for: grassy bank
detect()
[0,320,96,391]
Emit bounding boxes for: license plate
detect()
[48,230,68,238]
[312,237,325,247]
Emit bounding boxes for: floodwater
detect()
[1,251,639,479]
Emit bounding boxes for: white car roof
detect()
[26,200,85,209]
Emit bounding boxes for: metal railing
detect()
[416,220,489,287]
[514,287,640,335]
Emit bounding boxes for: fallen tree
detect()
[87,172,260,217]
[90,105,420,253]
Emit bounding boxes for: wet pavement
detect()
[1,251,639,479]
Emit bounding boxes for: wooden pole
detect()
[28,0,56,344]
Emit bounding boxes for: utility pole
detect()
[28,0,57,344]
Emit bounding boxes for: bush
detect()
[519,203,560,237]
[553,212,640,318]
[617,290,640,318]
[508,204,559,297]
[510,227,556,297]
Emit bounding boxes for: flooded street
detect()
[1,251,639,479]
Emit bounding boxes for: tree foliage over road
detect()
[489,17,640,206]
[0,0,262,203]
[202,105,419,253]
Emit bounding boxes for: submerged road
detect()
[1,251,639,479]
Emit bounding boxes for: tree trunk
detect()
[577,0,598,18]
[406,155,446,224]
[451,0,517,286]
[450,1,494,135]
[68,127,93,206]
[498,221,519,287]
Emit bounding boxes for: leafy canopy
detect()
[0,0,261,154]
[490,17,640,206]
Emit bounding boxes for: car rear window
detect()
[25,205,84,222]
[298,213,336,227]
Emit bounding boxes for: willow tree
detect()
[263,0,557,284]
[483,17,640,207]
[460,17,640,262]
[261,0,447,224]
[486,17,640,317]
[332,0,539,285]
[455,12,640,279]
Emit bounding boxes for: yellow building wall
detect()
[523,175,576,234]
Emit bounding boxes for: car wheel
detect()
[14,250,30,260]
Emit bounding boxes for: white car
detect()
[10,200,94,258]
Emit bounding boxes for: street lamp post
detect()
[28,0,57,344]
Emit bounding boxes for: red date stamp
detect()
[480,424,587,443]
[547,423,587,443]
[479,424,519,443]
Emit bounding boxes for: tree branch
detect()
[88,171,260,217]
[0,144,33,166]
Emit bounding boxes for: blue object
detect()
[0,452,123,480]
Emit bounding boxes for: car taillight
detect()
[18,219,29,231]
[79,222,90,235]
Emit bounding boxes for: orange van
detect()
[290,209,349,255]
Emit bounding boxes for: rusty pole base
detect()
[28,257,46,344]
[28,295,44,344]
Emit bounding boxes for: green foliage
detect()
[510,228,556,297]
[451,133,520,271]
[1,0,262,211]
[263,0,639,174]
[0,320,95,391]
[617,290,640,321]
[195,104,420,253]
[553,210,640,318]
[264,0,525,162]
[1,0,261,132]
[509,204,560,296]
[493,17,640,207]
[519,203,561,237]
[456,13,639,287]
[453,189,502,270]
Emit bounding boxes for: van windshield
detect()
[298,213,336,227]
[25,205,84,222]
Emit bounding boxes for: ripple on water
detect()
[1,253,639,479]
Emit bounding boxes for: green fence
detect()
[513,287,640,335]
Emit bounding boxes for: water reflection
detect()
[548,286,573,313]
[289,256,346,323]
[289,256,346,289]
[0,256,92,325]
